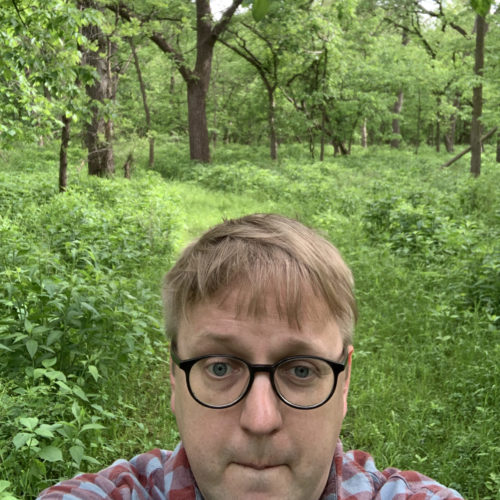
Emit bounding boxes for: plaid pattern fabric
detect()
[37,441,463,499]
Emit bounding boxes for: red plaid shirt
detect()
[37,441,463,499]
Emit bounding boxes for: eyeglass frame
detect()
[170,347,348,410]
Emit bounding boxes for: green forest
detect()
[1,0,499,498]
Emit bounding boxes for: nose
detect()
[239,372,283,435]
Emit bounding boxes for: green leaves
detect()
[38,446,63,462]
[69,445,84,467]
[25,339,38,359]
[13,433,34,450]
[0,156,182,497]
[0,0,93,148]
[470,0,492,17]
[19,417,39,432]
[0,480,18,500]
[252,0,270,22]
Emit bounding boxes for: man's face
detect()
[170,288,352,500]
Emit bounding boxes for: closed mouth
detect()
[236,462,282,471]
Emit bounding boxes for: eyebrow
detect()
[189,331,338,360]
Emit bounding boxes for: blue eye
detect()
[293,366,311,378]
[208,362,230,377]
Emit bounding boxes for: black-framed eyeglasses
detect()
[171,348,347,410]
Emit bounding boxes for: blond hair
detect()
[162,213,357,347]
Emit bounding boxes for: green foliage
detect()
[0,149,182,497]
[0,0,97,145]
[252,0,271,21]
[1,142,499,499]
[470,0,492,16]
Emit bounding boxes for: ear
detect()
[342,345,354,418]
[170,356,176,415]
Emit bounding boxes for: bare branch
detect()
[213,0,244,38]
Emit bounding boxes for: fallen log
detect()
[441,127,498,168]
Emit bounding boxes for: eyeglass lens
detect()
[187,356,336,408]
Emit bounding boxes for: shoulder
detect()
[336,445,463,500]
[37,445,197,499]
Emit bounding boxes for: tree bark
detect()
[319,46,328,161]
[320,107,326,161]
[415,88,421,153]
[123,152,133,179]
[59,114,70,193]
[130,38,154,167]
[435,120,440,152]
[435,96,441,152]
[444,94,460,152]
[187,77,211,162]
[361,118,368,148]
[496,138,500,163]
[266,86,278,160]
[391,29,409,149]
[444,115,456,153]
[470,14,487,177]
[81,4,116,177]
[391,90,404,149]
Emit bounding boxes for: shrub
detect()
[0,164,182,497]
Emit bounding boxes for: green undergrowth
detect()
[1,141,499,498]
[0,154,183,497]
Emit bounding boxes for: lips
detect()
[235,462,283,470]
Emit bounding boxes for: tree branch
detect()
[213,0,244,38]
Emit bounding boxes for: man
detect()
[38,213,463,499]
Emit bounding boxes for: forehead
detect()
[176,286,342,359]
[205,282,331,328]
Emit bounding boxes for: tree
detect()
[220,15,285,159]
[79,0,121,177]
[129,37,155,167]
[0,0,99,191]
[0,0,90,144]
[110,0,247,163]
[391,27,409,148]
[470,0,493,176]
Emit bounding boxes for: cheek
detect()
[174,383,227,447]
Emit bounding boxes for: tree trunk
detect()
[435,120,440,152]
[496,138,500,162]
[391,28,409,149]
[149,138,155,166]
[391,90,404,149]
[444,96,460,153]
[319,46,328,161]
[444,104,457,153]
[123,152,133,179]
[113,1,244,164]
[309,130,315,159]
[470,14,487,177]
[415,88,421,154]
[59,114,70,193]
[130,38,154,167]
[361,118,368,148]
[187,78,211,163]
[435,96,441,152]
[268,91,278,161]
[81,5,116,177]
[320,106,326,161]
